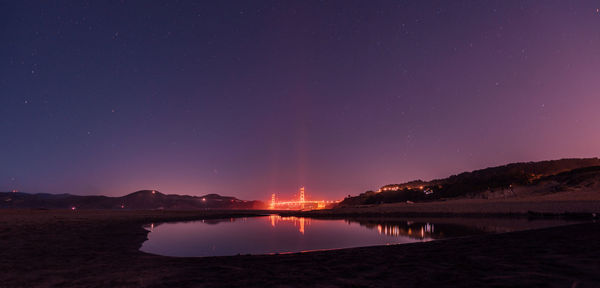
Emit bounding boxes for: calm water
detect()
[140,215,576,257]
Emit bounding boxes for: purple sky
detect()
[1,1,599,201]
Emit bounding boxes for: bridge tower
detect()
[299,187,305,209]
[270,193,276,209]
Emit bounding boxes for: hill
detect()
[340,158,600,206]
[0,190,266,210]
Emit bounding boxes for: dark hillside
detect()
[340,158,600,206]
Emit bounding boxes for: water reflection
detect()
[269,215,310,234]
[140,216,577,257]
[375,222,434,239]
[266,216,485,240]
[351,219,486,240]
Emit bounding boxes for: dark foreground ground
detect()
[1,209,599,288]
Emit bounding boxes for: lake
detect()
[140,215,576,257]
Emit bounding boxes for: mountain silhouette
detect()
[0,190,265,210]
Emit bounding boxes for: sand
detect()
[1,207,599,287]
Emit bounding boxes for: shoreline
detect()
[281,210,599,220]
[1,208,599,287]
[284,197,600,219]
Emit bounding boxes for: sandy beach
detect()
[1,206,599,287]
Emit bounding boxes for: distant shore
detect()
[285,190,600,219]
[1,208,600,287]
[284,200,600,219]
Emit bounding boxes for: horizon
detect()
[2,1,600,200]
[4,156,599,200]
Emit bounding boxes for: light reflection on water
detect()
[140,215,576,257]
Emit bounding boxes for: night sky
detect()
[2,1,599,201]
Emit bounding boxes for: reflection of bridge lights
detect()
[269,215,310,234]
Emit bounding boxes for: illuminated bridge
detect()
[269,187,338,210]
